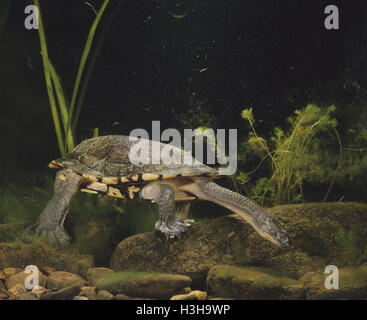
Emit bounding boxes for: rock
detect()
[267,203,367,267]
[73,296,89,300]
[40,285,81,300]
[16,292,37,300]
[86,267,114,286]
[114,293,132,300]
[306,290,365,300]
[0,287,9,299]
[207,265,306,300]
[79,286,96,297]
[40,266,56,276]
[170,293,198,300]
[96,271,192,299]
[31,286,47,298]
[3,268,21,278]
[0,242,94,278]
[110,203,367,285]
[8,283,27,295]
[0,270,5,281]
[6,269,47,290]
[183,287,191,293]
[170,290,207,300]
[301,263,367,297]
[97,290,114,300]
[47,271,86,291]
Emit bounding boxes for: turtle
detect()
[25,135,291,247]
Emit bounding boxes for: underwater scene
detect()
[1,0,367,304]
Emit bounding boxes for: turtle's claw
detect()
[183,219,195,227]
[155,219,187,240]
[24,223,71,245]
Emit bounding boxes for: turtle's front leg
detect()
[24,170,83,245]
[140,183,187,239]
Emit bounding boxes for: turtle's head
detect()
[257,216,291,248]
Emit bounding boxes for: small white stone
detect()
[73,296,89,300]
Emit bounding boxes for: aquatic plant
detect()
[336,227,365,266]
[0,178,54,225]
[241,104,341,205]
[34,0,109,156]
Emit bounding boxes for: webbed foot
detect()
[24,223,71,245]
[155,219,187,240]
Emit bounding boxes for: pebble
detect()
[40,285,81,300]
[79,286,96,300]
[47,271,86,291]
[40,266,56,276]
[6,270,47,290]
[0,288,9,300]
[73,296,89,300]
[31,286,47,298]
[97,290,114,300]
[16,292,37,300]
[8,284,27,295]
[3,268,18,278]
[114,293,131,300]
[170,290,207,300]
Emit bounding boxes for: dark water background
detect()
[0,0,366,202]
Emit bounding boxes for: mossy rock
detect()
[86,267,115,286]
[207,265,305,300]
[110,202,367,287]
[110,215,245,287]
[267,202,367,266]
[0,241,94,278]
[95,271,191,299]
[301,263,367,297]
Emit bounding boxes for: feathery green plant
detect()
[241,104,341,205]
[34,0,109,156]
[335,227,367,266]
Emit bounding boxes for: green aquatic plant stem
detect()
[66,0,110,145]
[47,60,75,152]
[322,128,343,202]
[73,0,126,134]
[34,0,110,156]
[34,0,66,156]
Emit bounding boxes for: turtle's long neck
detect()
[193,178,271,231]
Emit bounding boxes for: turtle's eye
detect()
[279,233,287,241]
[278,232,291,246]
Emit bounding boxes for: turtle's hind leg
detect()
[24,169,84,245]
[140,182,187,239]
